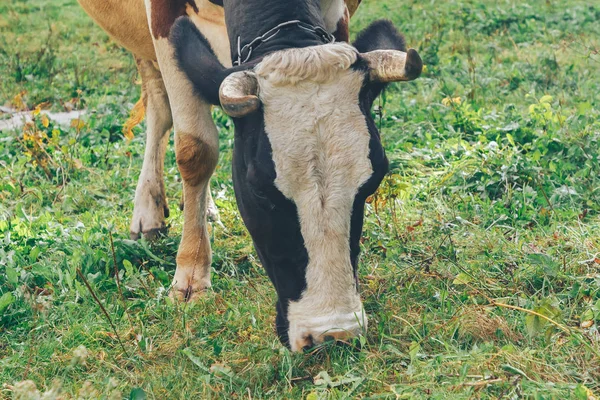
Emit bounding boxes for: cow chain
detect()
[234,20,335,66]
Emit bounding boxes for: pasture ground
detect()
[1,0,600,398]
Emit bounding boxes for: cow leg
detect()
[130,58,173,240]
[146,16,219,301]
[179,175,221,224]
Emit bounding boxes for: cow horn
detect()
[362,48,423,83]
[219,71,260,117]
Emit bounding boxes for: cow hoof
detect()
[131,189,169,240]
[207,203,220,222]
[206,195,222,225]
[130,225,168,241]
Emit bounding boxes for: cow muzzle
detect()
[287,305,367,352]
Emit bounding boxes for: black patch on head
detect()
[346,19,411,290]
[208,0,223,6]
[349,82,389,279]
[231,114,309,348]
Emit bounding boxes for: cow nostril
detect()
[323,335,335,342]
[302,334,314,351]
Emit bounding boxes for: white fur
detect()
[319,0,347,33]
[256,44,372,350]
[255,42,357,85]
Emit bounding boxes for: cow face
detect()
[172,18,421,350]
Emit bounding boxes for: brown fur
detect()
[333,6,350,42]
[176,135,219,187]
[151,0,198,39]
[77,0,156,60]
[346,0,361,16]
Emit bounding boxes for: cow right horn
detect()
[219,71,260,117]
[362,48,423,83]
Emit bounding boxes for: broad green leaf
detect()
[525,312,544,337]
[6,266,18,286]
[527,253,559,276]
[525,299,561,337]
[123,259,134,277]
[0,292,15,314]
[453,273,472,285]
[409,342,420,361]
[580,309,594,322]
[29,246,41,262]
[506,133,516,146]
[574,384,595,400]
[182,348,210,373]
[129,388,146,400]
[576,102,592,115]
[501,364,530,379]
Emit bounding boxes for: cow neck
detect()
[223,0,327,63]
[232,21,334,65]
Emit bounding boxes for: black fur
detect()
[170,17,252,105]
[353,19,406,53]
[223,0,327,61]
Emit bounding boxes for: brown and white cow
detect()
[78,0,359,286]
[78,0,421,350]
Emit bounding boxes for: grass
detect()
[1,0,600,398]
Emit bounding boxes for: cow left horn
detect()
[219,71,260,117]
[362,48,423,83]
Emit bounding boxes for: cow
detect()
[77,0,360,240]
[78,0,422,351]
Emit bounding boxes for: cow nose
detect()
[296,334,315,351]
[293,329,358,352]
[288,307,368,352]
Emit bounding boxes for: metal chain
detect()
[234,20,335,66]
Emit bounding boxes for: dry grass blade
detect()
[76,268,130,358]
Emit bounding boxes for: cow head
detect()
[171,18,421,351]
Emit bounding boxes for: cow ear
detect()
[170,17,228,106]
[353,19,407,54]
[353,20,420,101]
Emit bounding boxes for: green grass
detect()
[1,0,600,398]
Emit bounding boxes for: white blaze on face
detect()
[255,43,372,350]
